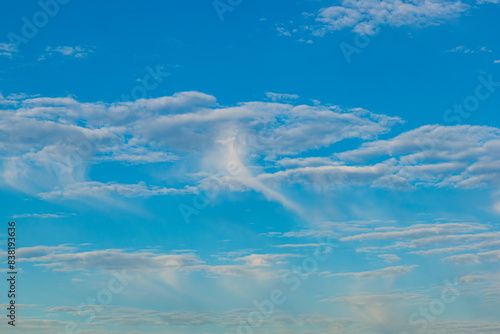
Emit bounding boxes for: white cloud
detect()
[0,91,400,202]
[263,125,500,190]
[233,253,303,266]
[446,46,492,53]
[265,92,300,102]
[20,248,204,271]
[39,46,95,60]
[327,265,418,279]
[0,43,16,58]
[378,254,401,263]
[341,222,486,242]
[274,243,330,248]
[17,245,308,280]
[259,161,398,188]
[315,0,469,35]
[12,213,73,219]
[337,220,500,262]
[17,245,76,258]
[322,293,410,305]
[444,250,500,264]
[38,182,198,200]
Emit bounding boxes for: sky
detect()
[0,0,500,333]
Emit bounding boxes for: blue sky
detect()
[1,0,500,333]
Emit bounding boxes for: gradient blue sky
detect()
[1,0,500,333]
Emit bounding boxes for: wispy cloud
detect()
[444,250,500,264]
[445,46,492,53]
[0,43,16,58]
[12,213,73,219]
[38,46,95,60]
[38,182,198,200]
[327,265,418,279]
[265,92,299,102]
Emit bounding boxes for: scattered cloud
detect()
[340,222,486,242]
[12,213,73,219]
[378,254,401,263]
[265,92,300,102]
[233,253,303,266]
[446,46,492,53]
[322,293,411,305]
[262,125,500,190]
[0,43,16,58]
[0,92,400,200]
[315,0,469,35]
[444,250,500,264]
[38,182,198,200]
[39,46,95,60]
[327,265,418,279]
[17,245,309,280]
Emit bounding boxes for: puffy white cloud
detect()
[0,91,399,201]
[263,125,500,190]
[315,0,469,35]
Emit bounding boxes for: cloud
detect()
[315,0,469,35]
[341,222,486,242]
[20,248,203,271]
[444,250,500,264]
[446,46,492,53]
[12,213,73,219]
[263,125,500,190]
[17,245,76,258]
[259,161,399,188]
[17,245,305,280]
[327,265,418,279]
[411,238,500,256]
[265,92,300,102]
[274,243,330,248]
[322,293,410,305]
[39,46,95,60]
[337,220,500,262]
[37,306,359,333]
[6,92,500,215]
[378,254,401,263]
[0,91,400,203]
[233,253,303,266]
[0,43,16,58]
[38,182,198,200]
